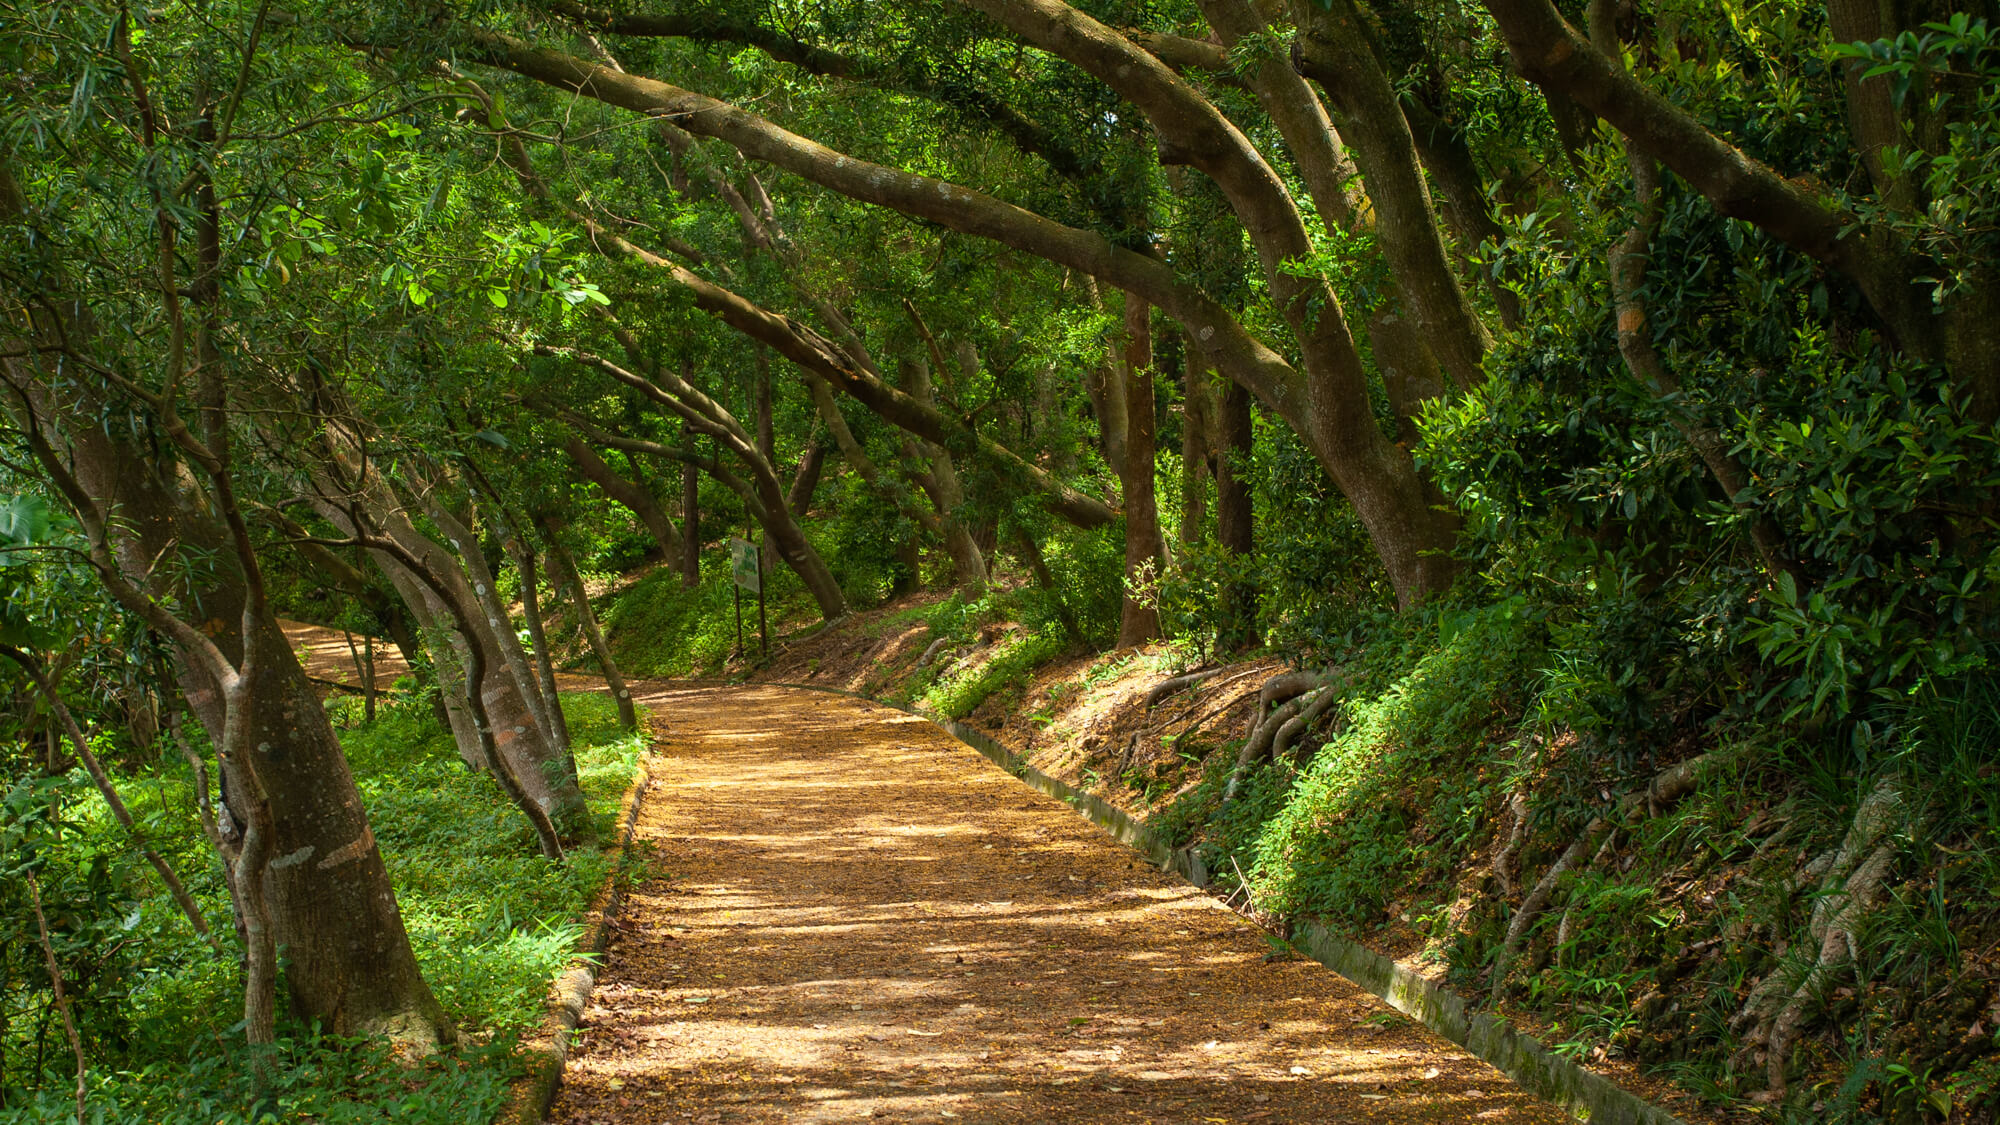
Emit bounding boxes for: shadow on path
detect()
[549,683,1569,1125]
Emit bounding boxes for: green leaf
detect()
[0,495,55,549]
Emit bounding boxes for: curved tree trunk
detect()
[0,167,453,1047]
[376,557,489,768]
[544,345,850,620]
[1292,0,1491,390]
[896,356,988,592]
[314,462,592,838]
[564,437,687,567]
[1117,294,1165,646]
[469,30,1460,604]
[539,514,639,731]
[503,526,573,751]
[787,432,828,516]
[416,492,565,754]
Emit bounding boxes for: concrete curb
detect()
[493,752,653,1125]
[767,680,1687,1125]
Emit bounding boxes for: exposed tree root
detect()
[914,634,953,673]
[1143,666,1222,709]
[1222,671,1335,802]
[1489,822,1605,1004]
[1156,666,1274,736]
[1730,776,1905,1103]
[1487,747,1739,1004]
[1223,696,1304,803]
[1256,671,1323,715]
[1272,686,1342,763]
[1493,786,1531,898]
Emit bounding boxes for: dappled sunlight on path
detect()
[549,684,1567,1125]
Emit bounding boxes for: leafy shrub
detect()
[1016,522,1122,649]
[0,1032,516,1125]
[601,562,741,676]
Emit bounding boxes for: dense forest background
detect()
[5,0,2000,1121]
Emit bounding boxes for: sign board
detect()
[729,537,761,593]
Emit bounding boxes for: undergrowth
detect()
[602,560,811,677]
[1146,593,2000,1122]
[0,691,643,1123]
[918,629,1066,720]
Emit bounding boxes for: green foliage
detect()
[0,692,640,1118]
[1834,16,2000,298]
[0,1034,516,1125]
[918,629,1066,720]
[333,693,638,1029]
[1736,357,2000,720]
[1228,600,1543,924]
[1151,418,1390,656]
[814,472,924,603]
[0,771,151,1068]
[602,562,756,677]
[1014,523,1123,649]
[0,493,78,648]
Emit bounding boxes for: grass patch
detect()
[917,629,1067,720]
[602,563,815,677]
[336,691,643,1032]
[1156,599,1543,928]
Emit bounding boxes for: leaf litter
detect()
[546,684,1570,1125]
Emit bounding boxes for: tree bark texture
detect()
[1215,378,1258,646]
[539,514,640,731]
[787,432,829,516]
[0,319,451,1050]
[1180,341,1212,551]
[416,492,567,759]
[503,526,573,751]
[681,442,702,588]
[314,465,590,837]
[552,345,850,619]
[1291,0,1491,389]
[896,357,989,592]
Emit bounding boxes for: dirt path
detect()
[558,682,1568,1125]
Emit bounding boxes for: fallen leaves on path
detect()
[546,684,1568,1125]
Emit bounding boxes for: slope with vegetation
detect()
[3,0,2000,1122]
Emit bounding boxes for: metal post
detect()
[757,532,769,660]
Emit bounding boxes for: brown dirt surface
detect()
[281,617,410,692]
[552,682,1572,1125]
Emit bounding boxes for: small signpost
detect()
[729,536,768,660]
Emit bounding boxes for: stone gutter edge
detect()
[494,751,654,1125]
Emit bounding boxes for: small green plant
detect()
[918,631,1064,720]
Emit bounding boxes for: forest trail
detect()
[552,681,1570,1125]
[279,621,1568,1122]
